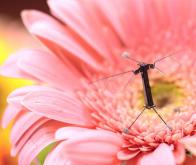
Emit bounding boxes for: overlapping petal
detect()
[22,89,93,127]
[139,143,175,165]
[180,136,196,156]
[173,143,186,164]
[11,118,51,156]
[0,51,36,79]
[1,104,24,128]
[17,121,64,165]
[22,10,103,72]
[44,129,123,165]
[48,0,117,62]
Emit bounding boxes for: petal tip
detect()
[20,10,33,26]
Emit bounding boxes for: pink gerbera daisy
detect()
[1,0,196,165]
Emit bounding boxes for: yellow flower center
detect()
[152,79,185,107]
[138,79,186,112]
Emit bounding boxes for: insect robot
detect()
[90,51,179,133]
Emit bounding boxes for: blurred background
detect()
[0,1,48,164]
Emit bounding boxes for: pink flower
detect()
[1,0,196,165]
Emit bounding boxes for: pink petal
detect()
[55,126,92,140]
[18,49,82,90]
[183,156,196,165]
[10,112,42,146]
[95,0,133,47]
[180,136,196,156]
[1,105,25,128]
[7,85,52,106]
[117,149,140,160]
[21,9,57,28]
[18,121,64,165]
[0,51,36,79]
[21,10,102,71]
[48,0,115,61]
[189,113,196,124]
[126,153,145,165]
[165,0,193,27]
[173,142,186,164]
[22,89,93,127]
[11,118,51,156]
[44,130,123,165]
[139,143,175,165]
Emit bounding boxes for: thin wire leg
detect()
[124,107,146,133]
[152,107,172,131]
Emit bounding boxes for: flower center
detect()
[152,79,185,107]
[138,79,186,110]
[78,58,195,152]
